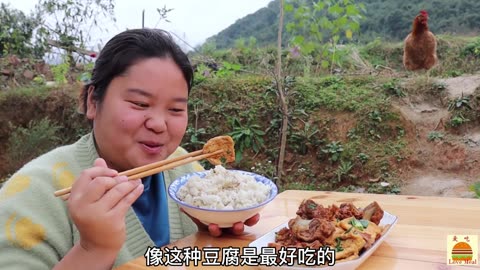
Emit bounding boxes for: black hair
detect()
[79,28,193,115]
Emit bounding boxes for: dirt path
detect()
[395,74,480,198]
[442,74,480,98]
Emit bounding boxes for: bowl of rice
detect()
[168,165,278,228]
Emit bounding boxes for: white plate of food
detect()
[248,200,398,269]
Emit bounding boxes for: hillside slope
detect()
[205,0,480,49]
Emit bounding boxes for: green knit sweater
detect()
[0,133,201,269]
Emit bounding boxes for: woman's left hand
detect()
[181,209,260,237]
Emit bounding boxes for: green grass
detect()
[0,85,52,101]
[294,76,389,113]
[359,38,403,69]
[5,118,62,173]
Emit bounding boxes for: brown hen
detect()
[403,10,438,71]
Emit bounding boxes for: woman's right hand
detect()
[67,158,144,255]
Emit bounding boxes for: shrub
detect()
[6,117,61,172]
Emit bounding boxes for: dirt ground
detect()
[395,73,480,198]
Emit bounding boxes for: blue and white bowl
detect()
[168,169,278,228]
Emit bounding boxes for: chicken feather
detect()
[403,10,438,71]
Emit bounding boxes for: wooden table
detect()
[117,190,480,269]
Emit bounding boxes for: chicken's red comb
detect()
[419,10,428,15]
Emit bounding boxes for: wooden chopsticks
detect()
[54,149,223,201]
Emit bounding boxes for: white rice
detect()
[176,165,271,210]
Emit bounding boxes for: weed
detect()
[51,59,70,84]
[448,95,472,111]
[227,117,266,162]
[396,126,405,139]
[6,118,61,173]
[347,128,360,140]
[368,110,383,123]
[385,140,407,162]
[336,185,358,193]
[431,81,447,92]
[0,85,51,101]
[427,131,444,142]
[359,38,403,70]
[446,70,463,77]
[293,163,317,181]
[382,79,405,97]
[318,76,344,88]
[462,37,480,58]
[32,75,46,85]
[449,113,470,127]
[320,141,344,163]
[289,122,323,155]
[184,127,207,149]
[470,182,480,198]
[216,61,242,77]
[284,162,319,186]
[294,76,387,113]
[356,107,400,141]
[367,182,401,194]
[192,64,210,85]
[357,153,370,164]
[335,160,354,183]
[250,160,277,182]
[432,35,480,76]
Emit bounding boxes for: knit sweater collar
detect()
[74,132,100,170]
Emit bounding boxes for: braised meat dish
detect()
[268,199,389,262]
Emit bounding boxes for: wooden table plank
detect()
[275,191,480,227]
[116,190,480,269]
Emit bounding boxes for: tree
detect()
[275,0,288,185]
[285,0,366,73]
[34,0,116,66]
[0,3,42,58]
[271,0,366,184]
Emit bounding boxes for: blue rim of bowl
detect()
[168,170,278,212]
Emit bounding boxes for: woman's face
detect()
[86,57,189,171]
